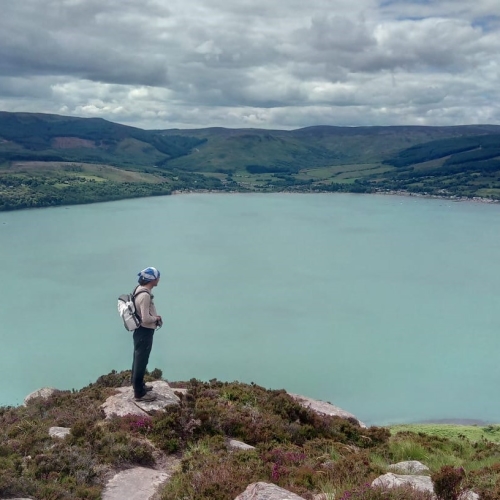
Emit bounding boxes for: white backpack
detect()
[117,287,149,331]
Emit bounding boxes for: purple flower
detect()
[271,463,281,481]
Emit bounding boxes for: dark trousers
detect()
[131,326,154,397]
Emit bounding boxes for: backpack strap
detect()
[132,286,150,322]
[132,285,150,298]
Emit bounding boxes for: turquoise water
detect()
[1,193,499,425]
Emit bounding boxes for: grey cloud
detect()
[374,19,487,69]
[0,77,54,99]
[10,0,171,31]
[0,40,169,86]
[0,0,170,86]
[292,16,491,75]
[304,15,376,53]
[0,0,499,129]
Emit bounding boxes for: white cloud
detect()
[0,0,499,129]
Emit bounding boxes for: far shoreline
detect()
[1,186,499,214]
[170,187,500,206]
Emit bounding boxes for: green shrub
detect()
[93,369,132,388]
[30,445,98,483]
[185,379,389,449]
[150,408,183,453]
[0,466,34,498]
[93,432,155,466]
[431,465,465,500]
[69,419,104,445]
[463,463,500,499]
[109,414,154,435]
[319,451,383,492]
[149,368,163,380]
[161,436,268,500]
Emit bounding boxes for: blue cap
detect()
[137,267,160,283]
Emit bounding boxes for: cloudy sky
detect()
[1,0,499,130]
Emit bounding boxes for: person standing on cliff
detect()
[131,267,163,402]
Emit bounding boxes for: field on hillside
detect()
[0,161,225,211]
[6,161,161,182]
[389,423,500,443]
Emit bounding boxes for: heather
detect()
[1,370,500,499]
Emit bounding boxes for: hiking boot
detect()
[134,392,157,402]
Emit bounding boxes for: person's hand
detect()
[156,316,163,328]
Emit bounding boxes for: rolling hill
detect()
[1,111,499,210]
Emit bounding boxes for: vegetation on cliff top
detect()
[1,370,500,499]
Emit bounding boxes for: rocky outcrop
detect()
[49,426,71,439]
[288,393,366,428]
[235,482,306,500]
[102,467,170,500]
[24,387,58,405]
[101,381,180,419]
[372,473,434,493]
[388,460,430,474]
[24,384,483,500]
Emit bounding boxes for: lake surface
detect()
[1,193,499,426]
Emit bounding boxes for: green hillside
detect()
[374,134,500,198]
[384,134,500,169]
[162,124,500,172]
[0,111,205,168]
[1,111,500,210]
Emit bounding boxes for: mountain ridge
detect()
[1,111,499,210]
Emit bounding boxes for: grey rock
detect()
[459,491,479,500]
[172,387,188,396]
[388,460,430,474]
[228,439,256,451]
[372,471,477,499]
[102,387,148,418]
[49,426,71,439]
[288,393,366,428]
[102,467,170,500]
[101,381,180,419]
[235,482,306,500]
[372,473,434,494]
[134,381,180,412]
[24,387,58,405]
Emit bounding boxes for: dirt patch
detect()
[9,161,70,170]
[4,161,166,184]
[52,137,97,149]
